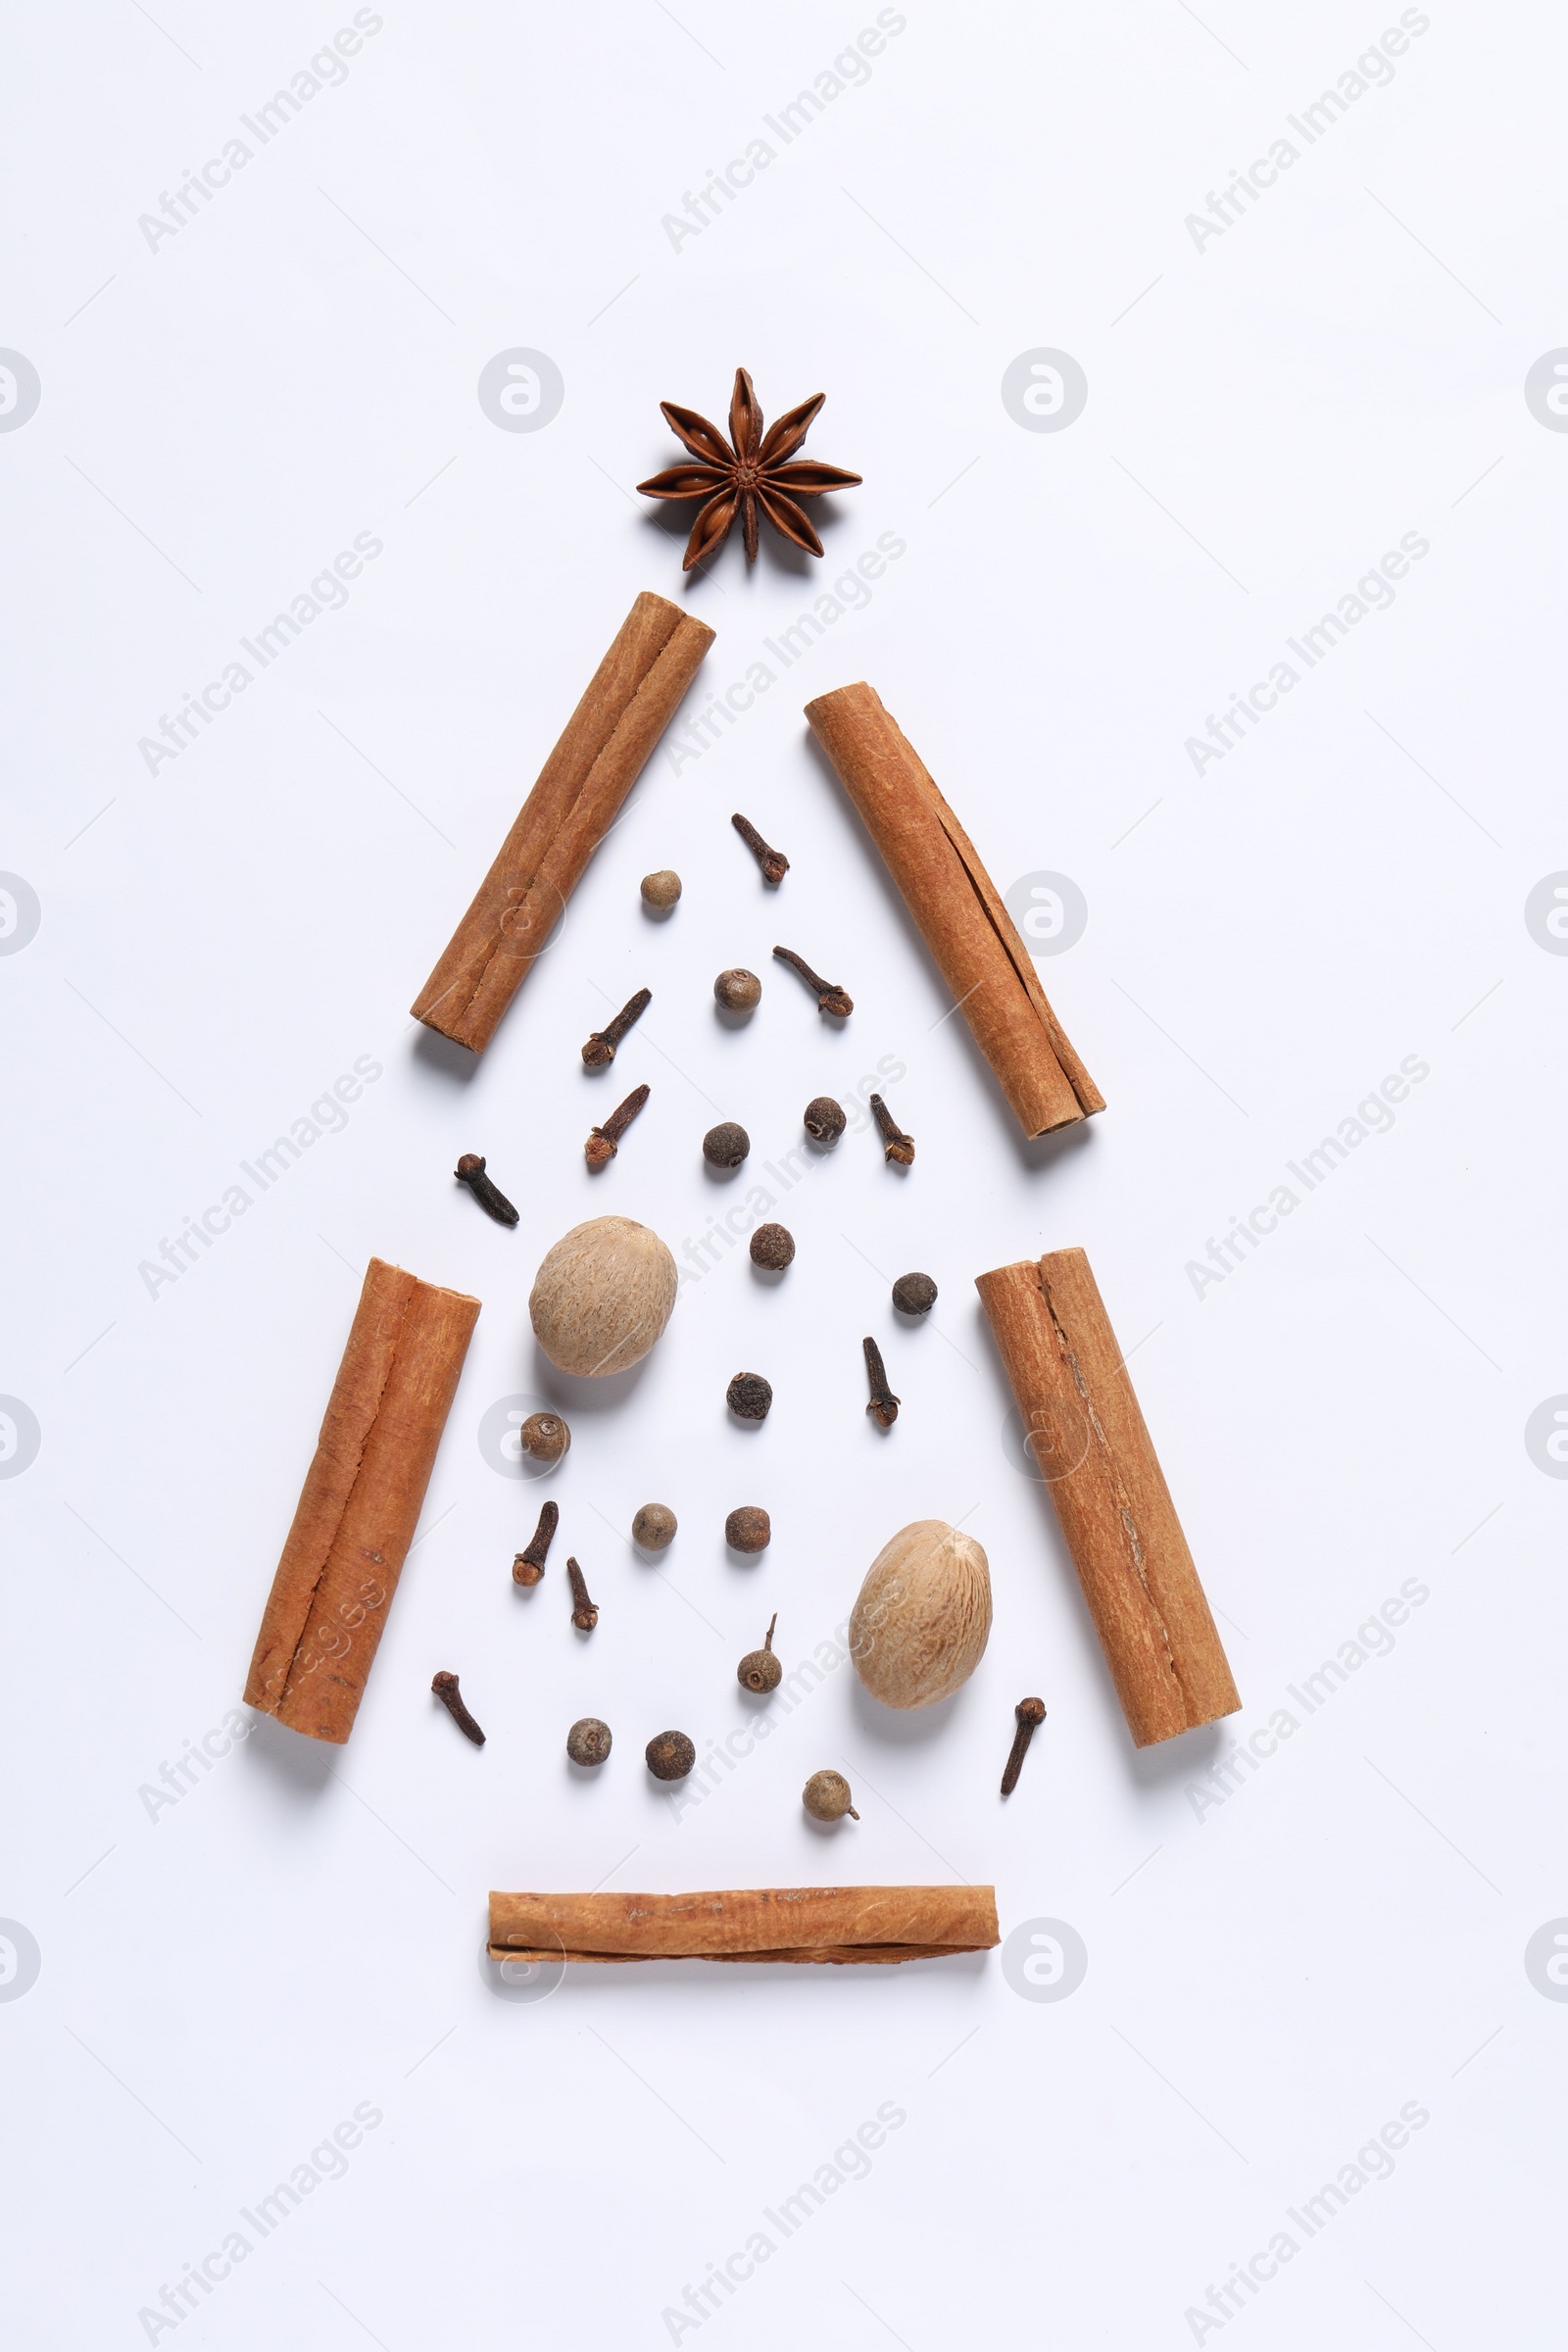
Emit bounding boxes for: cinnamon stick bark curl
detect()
[488,1885,999,1965]
[976,1248,1239,1746]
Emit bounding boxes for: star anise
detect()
[636,368,861,571]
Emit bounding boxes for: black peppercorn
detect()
[646,1730,696,1781]
[726,1371,772,1421]
[892,1271,938,1317]
[750,1222,795,1271]
[703,1121,751,1169]
[804,1095,846,1144]
[725,1505,771,1553]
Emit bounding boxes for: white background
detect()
[2,2,1563,2344]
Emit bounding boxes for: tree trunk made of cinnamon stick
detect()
[244,1257,480,1743]
[413,592,714,1054]
[804,681,1102,1138]
[975,1248,1239,1746]
[488,1885,999,1965]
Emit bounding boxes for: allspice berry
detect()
[725,1505,771,1553]
[641,869,681,910]
[803,1770,858,1822]
[518,1410,570,1464]
[714,967,761,1013]
[804,1096,846,1144]
[892,1271,938,1317]
[726,1371,772,1422]
[750,1223,795,1272]
[646,1730,696,1782]
[632,1502,677,1551]
[703,1121,750,1169]
[566,1717,612,1767]
[738,1614,781,1693]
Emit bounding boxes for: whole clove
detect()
[586,1082,650,1169]
[869,1094,914,1166]
[513,1498,559,1587]
[566,1556,599,1632]
[455,1153,518,1227]
[1001,1697,1047,1796]
[581,987,651,1069]
[804,1095,846,1144]
[863,1337,900,1429]
[773,946,853,1018]
[732,812,790,885]
[431,1670,485,1745]
[737,1614,781,1693]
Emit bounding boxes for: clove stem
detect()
[772,945,853,1019]
[432,1670,486,1745]
[862,1336,901,1429]
[1001,1697,1047,1796]
[586,1082,651,1169]
[455,1153,519,1226]
[869,1094,914,1166]
[513,1498,559,1587]
[581,987,651,1069]
[732,812,790,885]
[566,1555,599,1632]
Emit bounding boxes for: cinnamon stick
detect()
[804,681,1102,1138]
[975,1248,1239,1747]
[414,592,714,1053]
[244,1257,479,1744]
[487,1885,999,1966]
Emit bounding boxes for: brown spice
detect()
[586,1082,650,1169]
[1001,1697,1046,1796]
[512,1498,559,1587]
[518,1412,570,1465]
[803,1770,858,1822]
[645,1731,696,1781]
[454,1153,518,1227]
[566,1556,599,1633]
[804,1096,846,1144]
[737,1615,781,1693]
[749,1223,795,1271]
[727,1372,772,1422]
[773,945,853,1018]
[432,1670,485,1745]
[412,594,712,1054]
[636,368,861,569]
[632,1502,677,1551]
[892,1271,937,1316]
[703,1121,750,1169]
[725,1506,771,1553]
[869,1094,914,1166]
[582,987,650,1069]
[713,968,761,1013]
[641,869,681,910]
[566,1716,612,1766]
[488,1884,1001,1965]
[862,1337,900,1429]
[732,812,790,884]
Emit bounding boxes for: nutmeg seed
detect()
[528,1215,678,1377]
[849,1519,992,1708]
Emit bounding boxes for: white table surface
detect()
[3,3,1561,2343]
